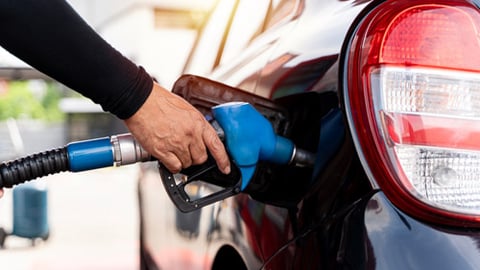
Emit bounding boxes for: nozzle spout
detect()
[290,147,316,168]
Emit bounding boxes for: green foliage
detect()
[0,80,65,122]
[41,82,65,121]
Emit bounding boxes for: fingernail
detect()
[223,165,231,175]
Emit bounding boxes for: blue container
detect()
[12,181,49,239]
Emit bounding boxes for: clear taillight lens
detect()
[376,67,480,213]
[345,0,480,226]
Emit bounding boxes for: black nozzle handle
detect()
[0,147,69,188]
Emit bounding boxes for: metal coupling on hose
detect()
[110,133,152,166]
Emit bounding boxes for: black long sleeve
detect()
[0,0,153,119]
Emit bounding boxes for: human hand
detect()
[124,83,231,174]
[0,188,3,198]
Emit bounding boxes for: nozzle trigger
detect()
[159,156,242,213]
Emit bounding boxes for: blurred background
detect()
[0,0,215,269]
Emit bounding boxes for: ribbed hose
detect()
[0,147,69,188]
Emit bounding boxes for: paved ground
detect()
[0,165,142,270]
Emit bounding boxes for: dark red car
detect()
[138,0,480,269]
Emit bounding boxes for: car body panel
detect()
[363,192,480,270]
[138,0,480,269]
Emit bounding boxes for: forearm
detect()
[0,0,152,119]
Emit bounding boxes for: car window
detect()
[218,0,302,67]
[219,0,270,66]
[183,0,302,75]
[265,0,301,30]
[183,0,237,75]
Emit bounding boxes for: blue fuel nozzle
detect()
[212,102,305,190]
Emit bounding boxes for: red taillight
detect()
[345,0,480,226]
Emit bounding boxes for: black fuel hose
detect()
[0,147,69,188]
